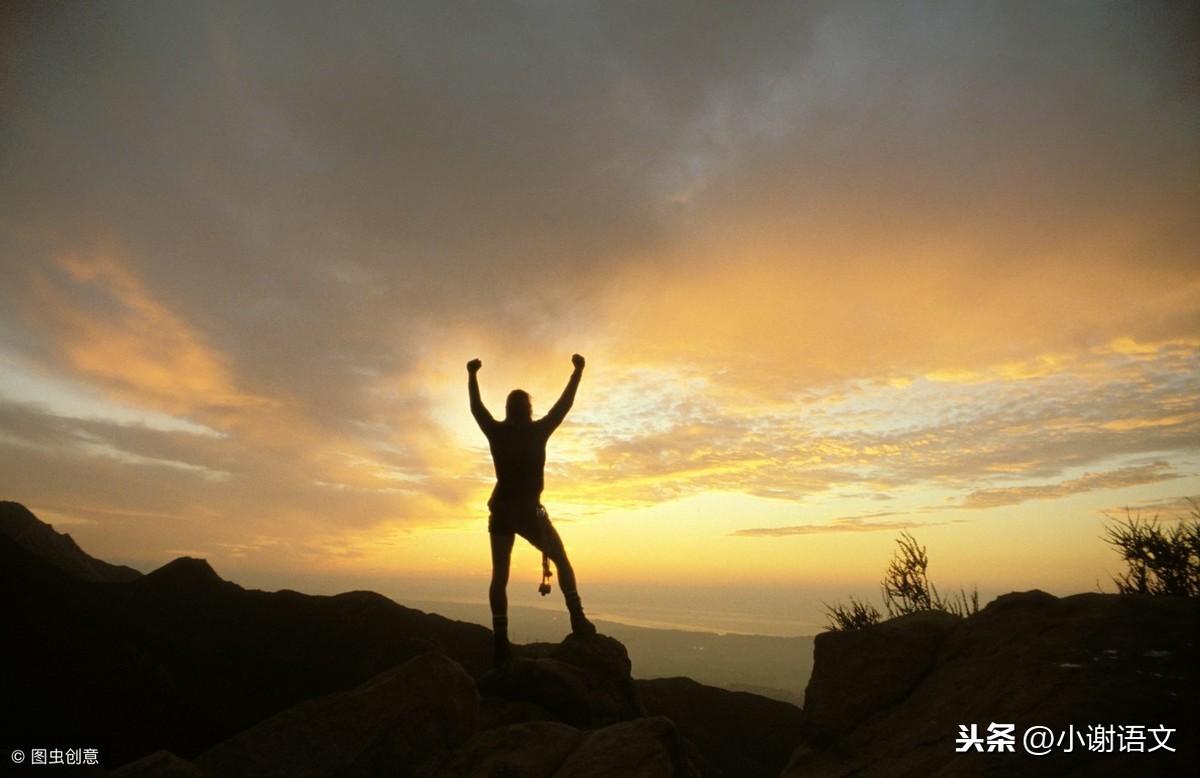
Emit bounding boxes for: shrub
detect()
[1103,500,1200,598]
[824,531,979,631]
[824,596,882,632]
[881,531,978,619]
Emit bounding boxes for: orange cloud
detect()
[597,216,1200,400]
[26,251,270,420]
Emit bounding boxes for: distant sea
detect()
[372,577,836,637]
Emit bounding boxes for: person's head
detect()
[505,389,532,422]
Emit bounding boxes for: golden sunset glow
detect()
[2,3,1198,634]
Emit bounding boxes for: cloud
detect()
[1099,495,1200,521]
[15,252,271,419]
[557,339,1200,514]
[961,463,1186,511]
[0,2,1197,573]
[732,513,938,538]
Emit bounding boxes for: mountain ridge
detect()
[1,501,800,776]
[0,500,141,582]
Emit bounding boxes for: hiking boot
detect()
[570,609,597,636]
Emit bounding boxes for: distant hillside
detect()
[0,531,492,766]
[0,500,141,582]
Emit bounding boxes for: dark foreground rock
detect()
[637,676,806,778]
[194,651,478,777]
[802,608,960,739]
[478,634,645,728]
[787,590,1200,777]
[425,716,698,778]
[110,638,706,778]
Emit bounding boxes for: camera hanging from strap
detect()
[539,553,553,596]
[537,505,553,596]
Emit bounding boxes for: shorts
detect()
[489,503,549,542]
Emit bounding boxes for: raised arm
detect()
[467,359,497,431]
[542,354,585,431]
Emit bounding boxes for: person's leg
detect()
[489,531,516,664]
[532,521,595,635]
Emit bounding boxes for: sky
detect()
[2,1,1198,634]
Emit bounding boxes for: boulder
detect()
[420,715,702,778]
[786,591,1200,777]
[417,720,581,777]
[478,634,645,728]
[554,716,701,778]
[801,608,961,739]
[637,676,803,778]
[194,651,478,777]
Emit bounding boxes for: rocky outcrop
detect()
[637,676,806,778]
[425,716,700,778]
[423,721,581,777]
[786,590,1200,777]
[193,652,479,777]
[479,634,645,728]
[802,608,960,740]
[549,717,699,778]
[110,638,706,777]
[430,635,705,776]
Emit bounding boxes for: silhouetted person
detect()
[468,354,596,666]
